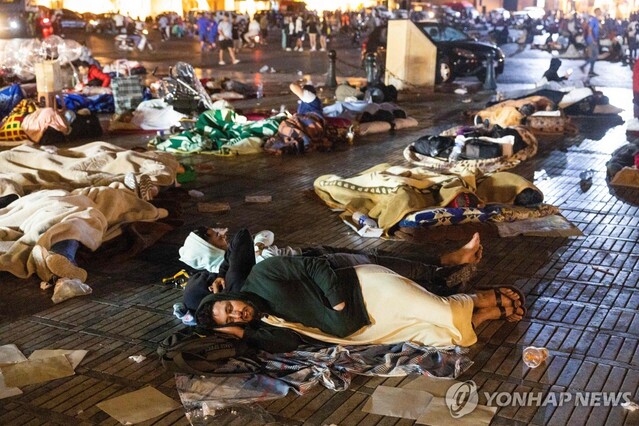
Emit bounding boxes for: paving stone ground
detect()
[0,82,637,425]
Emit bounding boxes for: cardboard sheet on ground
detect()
[362,386,434,419]
[0,344,27,367]
[1,355,74,387]
[0,373,22,399]
[29,349,88,370]
[402,376,497,425]
[96,386,181,424]
[0,344,27,399]
[495,215,583,238]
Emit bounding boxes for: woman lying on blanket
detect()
[195,238,526,353]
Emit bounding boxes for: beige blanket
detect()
[0,185,167,279]
[0,142,179,196]
[314,163,539,231]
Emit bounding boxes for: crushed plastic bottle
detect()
[256,82,263,99]
[352,211,377,228]
[522,346,549,368]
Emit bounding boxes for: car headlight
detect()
[9,20,18,29]
[89,20,98,26]
[453,48,475,58]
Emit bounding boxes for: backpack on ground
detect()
[157,327,262,376]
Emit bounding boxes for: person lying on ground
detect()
[179,227,483,314]
[195,256,525,353]
[0,185,167,282]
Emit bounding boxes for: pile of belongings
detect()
[109,99,186,132]
[404,124,538,173]
[314,163,557,235]
[606,143,639,188]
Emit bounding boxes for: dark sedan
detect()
[417,22,505,83]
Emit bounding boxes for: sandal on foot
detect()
[477,286,526,310]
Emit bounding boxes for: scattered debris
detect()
[128,355,146,363]
[622,401,639,411]
[188,189,204,198]
[259,65,269,73]
[197,202,231,213]
[40,281,53,290]
[245,195,272,203]
[454,87,468,95]
[461,97,472,103]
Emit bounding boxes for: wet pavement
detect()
[0,30,638,425]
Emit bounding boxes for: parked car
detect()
[417,21,505,83]
[52,8,86,31]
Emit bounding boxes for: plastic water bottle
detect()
[352,211,377,228]
[256,82,263,99]
[448,135,465,162]
[522,346,549,368]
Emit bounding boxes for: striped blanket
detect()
[150,108,285,154]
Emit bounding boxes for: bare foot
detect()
[472,305,525,327]
[472,287,522,309]
[440,233,482,266]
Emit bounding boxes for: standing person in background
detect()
[294,14,305,51]
[580,8,602,77]
[158,14,170,41]
[286,16,296,51]
[307,16,319,51]
[319,16,329,51]
[113,11,125,33]
[232,15,243,52]
[260,13,269,44]
[627,15,638,62]
[208,17,218,50]
[196,13,211,52]
[218,14,240,65]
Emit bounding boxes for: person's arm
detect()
[260,257,345,309]
[289,82,304,99]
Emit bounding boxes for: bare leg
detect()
[440,232,482,266]
[470,288,521,309]
[472,305,524,327]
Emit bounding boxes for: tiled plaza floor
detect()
[0,85,638,425]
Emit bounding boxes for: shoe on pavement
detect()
[46,252,88,282]
[579,64,586,72]
[218,61,226,65]
[233,59,240,64]
[299,48,304,52]
[320,48,326,51]
[286,47,292,51]
[310,48,316,51]
[32,245,53,282]
[588,71,599,77]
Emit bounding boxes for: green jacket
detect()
[196,256,370,353]
[242,256,370,337]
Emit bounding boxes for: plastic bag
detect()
[51,278,92,303]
